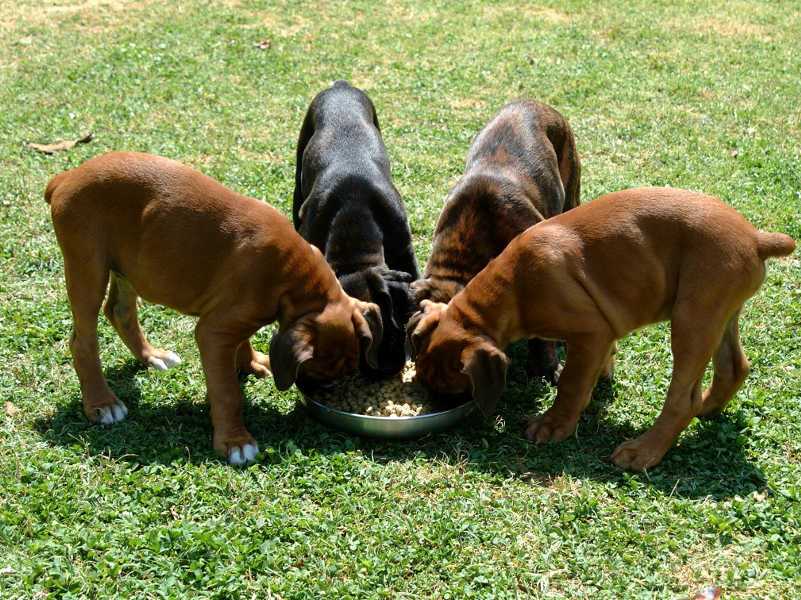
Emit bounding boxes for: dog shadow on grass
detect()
[36,357,766,502]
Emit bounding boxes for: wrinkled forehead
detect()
[318,297,354,322]
[418,277,464,304]
[430,308,461,336]
[317,313,354,342]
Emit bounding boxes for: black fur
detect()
[293,81,419,377]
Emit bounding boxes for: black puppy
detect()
[293,81,419,378]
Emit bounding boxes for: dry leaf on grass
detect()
[4,401,19,417]
[27,132,94,154]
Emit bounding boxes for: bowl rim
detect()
[305,396,475,421]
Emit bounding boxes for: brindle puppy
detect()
[293,81,419,379]
[412,100,580,382]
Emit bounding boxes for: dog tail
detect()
[44,171,69,204]
[555,121,581,211]
[757,231,796,259]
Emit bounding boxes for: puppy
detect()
[412,100,580,382]
[408,187,795,470]
[293,80,419,378]
[46,152,382,464]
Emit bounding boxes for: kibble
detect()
[308,362,433,417]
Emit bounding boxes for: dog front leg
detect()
[385,240,420,280]
[195,319,259,465]
[526,333,613,443]
[526,338,562,384]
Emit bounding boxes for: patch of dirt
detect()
[449,97,488,111]
[674,541,769,597]
[242,11,314,37]
[0,0,158,34]
[667,14,773,41]
[482,4,571,24]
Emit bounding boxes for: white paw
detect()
[228,442,259,466]
[97,400,128,425]
[147,351,182,371]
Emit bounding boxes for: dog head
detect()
[407,300,508,416]
[269,297,383,392]
[340,266,415,377]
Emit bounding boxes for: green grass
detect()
[1,0,800,597]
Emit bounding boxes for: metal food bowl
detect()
[304,396,476,439]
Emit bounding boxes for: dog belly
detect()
[110,239,235,317]
[111,268,208,316]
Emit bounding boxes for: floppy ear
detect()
[365,269,399,332]
[373,287,398,332]
[269,321,314,391]
[405,304,443,359]
[387,279,415,328]
[353,301,383,369]
[461,342,509,417]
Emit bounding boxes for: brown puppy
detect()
[408,187,795,471]
[412,100,580,382]
[46,152,382,465]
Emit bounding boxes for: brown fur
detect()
[412,100,580,381]
[46,152,383,464]
[409,187,795,471]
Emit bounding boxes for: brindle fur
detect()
[413,100,580,382]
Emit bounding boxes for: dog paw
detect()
[611,437,666,471]
[547,362,563,385]
[525,411,577,444]
[228,442,259,466]
[94,400,128,425]
[241,351,271,379]
[147,350,182,371]
[526,361,563,385]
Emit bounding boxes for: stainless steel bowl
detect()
[305,397,476,439]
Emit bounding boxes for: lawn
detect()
[1,0,800,597]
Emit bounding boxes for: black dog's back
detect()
[293,81,387,226]
[293,81,419,377]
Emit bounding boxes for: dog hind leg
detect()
[697,309,749,419]
[611,305,727,470]
[64,255,128,424]
[103,272,181,371]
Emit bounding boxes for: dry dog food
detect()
[308,362,434,417]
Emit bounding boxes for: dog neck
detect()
[449,253,525,349]
[274,232,345,328]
